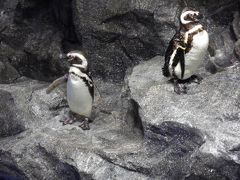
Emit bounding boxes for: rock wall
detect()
[0,0,240,179]
[0,0,239,82]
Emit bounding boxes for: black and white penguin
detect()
[64,51,94,130]
[46,50,94,130]
[162,8,209,94]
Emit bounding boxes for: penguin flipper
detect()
[46,74,68,94]
[176,47,185,79]
[171,44,185,79]
[163,32,185,77]
[163,38,175,77]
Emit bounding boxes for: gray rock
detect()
[0,79,149,179]
[128,56,240,178]
[0,0,70,81]
[232,12,240,40]
[0,0,239,82]
[208,27,237,69]
[72,0,239,81]
[0,60,20,83]
[0,0,240,179]
[233,12,240,60]
[235,40,240,60]
[0,89,24,137]
[72,0,179,81]
[1,58,240,179]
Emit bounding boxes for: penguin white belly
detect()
[175,30,209,79]
[67,74,92,117]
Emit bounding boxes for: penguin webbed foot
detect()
[60,118,75,125]
[79,118,90,130]
[173,79,187,94]
[190,75,203,84]
[60,111,76,125]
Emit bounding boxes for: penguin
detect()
[162,8,209,94]
[64,50,94,130]
[46,50,94,130]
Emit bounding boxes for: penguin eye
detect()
[67,54,75,62]
[185,13,198,21]
[184,14,191,20]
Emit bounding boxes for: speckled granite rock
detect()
[128,56,240,178]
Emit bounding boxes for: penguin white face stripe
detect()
[72,63,86,69]
[180,10,199,24]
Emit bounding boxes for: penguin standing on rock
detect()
[46,51,94,130]
[162,8,209,94]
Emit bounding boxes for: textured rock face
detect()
[0,0,240,179]
[0,59,240,179]
[0,79,148,179]
[73,0,239,80]
[0,90,24,137]
[0,0,239,82]
[0,0,72,81]
[233,12,240,60]
[128,56,240,179]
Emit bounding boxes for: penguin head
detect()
[66,51,88,71]
[180,8,203,25]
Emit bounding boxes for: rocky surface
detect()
[0,57,240,179]
[0,0,240,179]
[0,0,239,83]
[0,78,146,179]
[128,56,240,179]
[73,0,239,80]
[0,0,73,82]
[233,12,240,60]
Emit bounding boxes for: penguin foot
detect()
[190,75,203,84]
[60,118,75,125]
[174,80,187,94]
[79,118,90,130]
